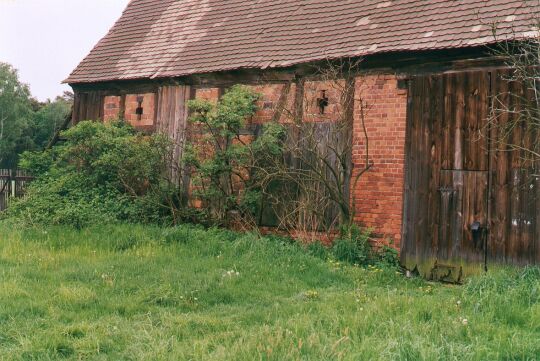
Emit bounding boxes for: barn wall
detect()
[72,75,409,247]
[155,85,191,186]
[187,79,407,246]
[352,75,408,247]
[250,83,295,124]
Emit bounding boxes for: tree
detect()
[253,59,372,238]
[185,85,285,228]
[184,59,374,238]
[32,94,72,149]
[0,62,34,168]
[489,28,540,170]
[0,62,73,169]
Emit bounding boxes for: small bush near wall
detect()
[332,226,372,265]
[4,121,174,228]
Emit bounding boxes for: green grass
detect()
[0,222,538,360]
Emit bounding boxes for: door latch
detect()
[471,221,484,249]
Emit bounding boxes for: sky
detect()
[0,0,130,101]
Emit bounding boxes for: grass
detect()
[0,222,538,360]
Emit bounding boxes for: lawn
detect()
[0,223,538,360]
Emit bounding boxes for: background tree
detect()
[0,62,72,169]
[0,62,34,168]
[32,92,72,149]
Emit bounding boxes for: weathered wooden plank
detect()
[441,74,456,170]
[0,169,33,211]
[403,70,494,281]
[461,171,488,265]
[428,74,444,263]
[405,68,538,277]
[412,75,426,272]
[72,91,107,123]
[454,72,466,170]
[401,74,433,275]
[488,69,511,264]
[156,85,192,186]
[535,170,540,264]
[400,78,414,266]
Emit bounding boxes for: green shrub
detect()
[332,226,371,265]
[375,245,400,268]
[5,121,174,228]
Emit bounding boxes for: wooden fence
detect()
[0,169,33,211]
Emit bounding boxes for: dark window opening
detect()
[136,95,144,120]
[397,79,409,90]
[317,90,329,114]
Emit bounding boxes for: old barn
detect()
[66,0,540,281]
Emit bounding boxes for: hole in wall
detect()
[317,90,329,114]
[136,95,144,120]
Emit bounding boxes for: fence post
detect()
[0,169,33,211]
[11,169,15,199]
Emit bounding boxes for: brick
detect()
[103,96,121,122]
[351,74,407,249]
[124,93,156,128]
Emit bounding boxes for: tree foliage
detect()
[0,62,72,168]
[0,63,34,168]
[32,94,72,149]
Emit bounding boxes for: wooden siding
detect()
[72,91,106,123]
[402,70,540,282]
[259,121,352,230]
[156,85,192,186]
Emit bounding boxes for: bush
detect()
[5,121,175,228]
[375,245,400,268]
[332,226,371,265]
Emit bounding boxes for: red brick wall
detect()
[249,81,344,124]
[168,80,408,247]
[103,96,121,122]
[303,80,344,123]
[352,75,407,248]
[124,93,156,129]
[250,84,289,124]
[195,88,220,102]
[199,80,408,247]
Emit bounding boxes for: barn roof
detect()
[66,0,539,84]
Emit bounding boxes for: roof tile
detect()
[66,0,539,84]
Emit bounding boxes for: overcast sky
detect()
[0,0,130,101]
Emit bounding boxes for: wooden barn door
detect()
[402,71,491,282]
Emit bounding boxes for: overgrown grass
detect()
[0,222,538,360]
